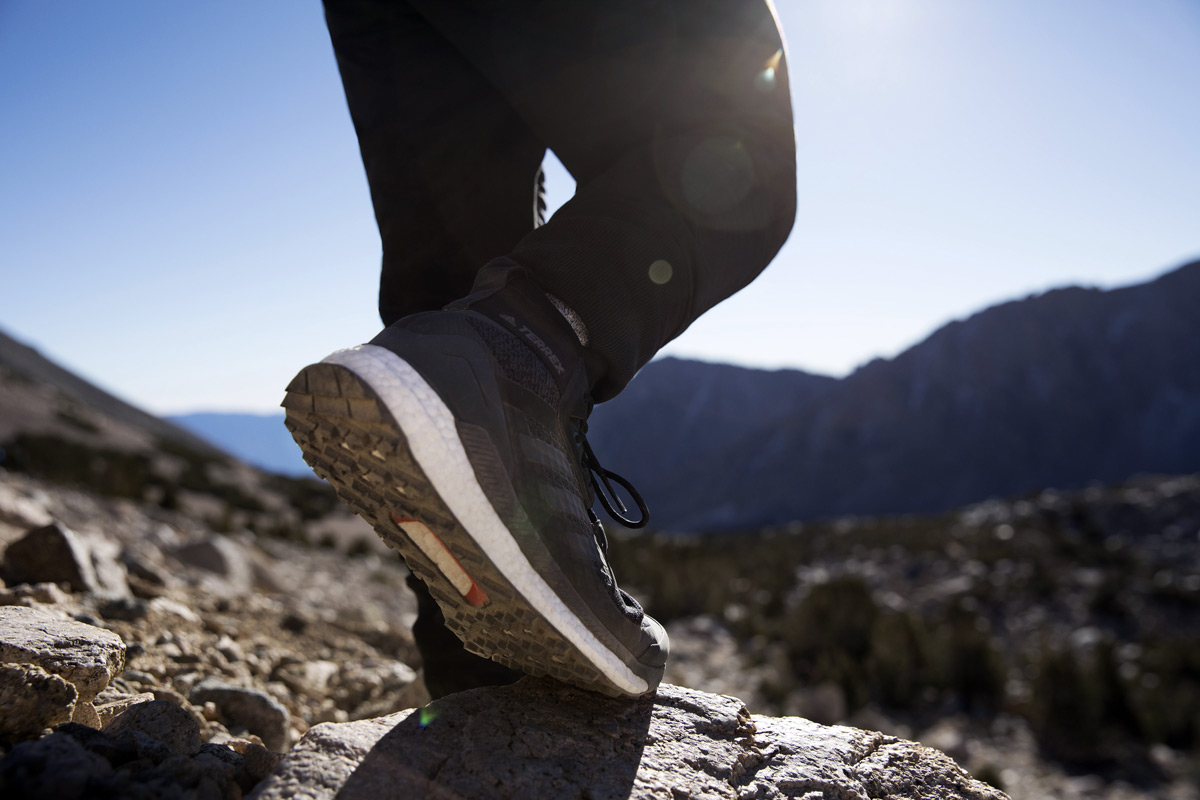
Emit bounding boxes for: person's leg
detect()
[291,0,793,698]
[323,0,548,327]
[409,0,797,399]
[323,0,540,697]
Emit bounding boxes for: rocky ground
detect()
[614,476,1200,800]
[0,469,1194,798]
[0,470,428,797]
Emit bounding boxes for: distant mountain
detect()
[0,327,345,541]
[585,358,836,529]
[0,328,220,457]
[588,259,1200,530]
[168,412,307,477]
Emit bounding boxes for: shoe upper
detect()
[368,281,668,675]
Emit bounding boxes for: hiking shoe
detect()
[281,288,668,698]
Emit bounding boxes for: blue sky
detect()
[2,1,1198,413]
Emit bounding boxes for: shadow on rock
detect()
[255,677,653,800]
[254,676,1010,800]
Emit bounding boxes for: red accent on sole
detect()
[391,513,490,607]
[464,583,489,607]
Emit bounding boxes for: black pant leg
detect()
[323,0,547,327]
[405,574,521,699]
[407,0,797,399]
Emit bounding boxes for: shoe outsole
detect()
[281,347,655,698]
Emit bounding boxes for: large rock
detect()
[0,728,114,798]
[169,535,254,594]
[0,605,125,702]
[250,679,1007,800]
[2,523,98,593]
[0,481,54,530]
[0,723,257,799]
[84,534,132,598]
[1,523,129,597]
[95,691,157,727]
[190,677,291,752]
[103,699,202,757]
[0,662,78,743]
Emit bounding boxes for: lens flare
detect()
[648,260,673,285]
[681,138,754,216]
[755,67,776,92]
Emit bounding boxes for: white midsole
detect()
[322,344,648,696]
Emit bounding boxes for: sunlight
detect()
[798,0,934,92]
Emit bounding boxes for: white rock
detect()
[0,605,126,702]
[251,679,1008,800]
[0,662,78,743]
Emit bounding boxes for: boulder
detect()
[103,699,202,757]
[0,481,54,530]
[0,728,113,798]
[95,691,157,727]
[250,679,1008,800]
[273,659,340,697]
[0,605,125,702]
[2,523,99,593]
[1,723,252,799]
[235,739,283,785]
[84,534,132,597]
[190,677,291,752]
[1,523,129,598]
[328,657,418,717]
[71,699,100,728]
[0,662,78,743]
[169,535,253,594]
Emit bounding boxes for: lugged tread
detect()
[283,365,629,697]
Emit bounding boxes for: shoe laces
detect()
[571,402,649,622]
[586,508,646,619]
[569,399,649,529]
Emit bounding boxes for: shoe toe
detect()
[638,613,670,669]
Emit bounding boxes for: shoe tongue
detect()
[452,267,601,398]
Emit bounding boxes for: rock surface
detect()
[4,467,1187,799]
[170,535,255,595]
[0,605,125,702]
[103,699,202,757]
[2,523,102,594]
[0,721,263,799]
[191,677,292,752]
[252,678,1007,800]
[0,662,78,743]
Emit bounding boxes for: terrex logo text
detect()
[518,326,565,375]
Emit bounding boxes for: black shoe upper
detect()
[368,275,667,675]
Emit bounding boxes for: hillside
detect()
[2,460,1196,798]
[0,327,371,551]
[588,260,1200,530]
[0,329,220,458]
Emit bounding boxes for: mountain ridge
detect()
[0,328,222,458]
[588,259,1200,529]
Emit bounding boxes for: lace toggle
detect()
[569,410,649,528]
